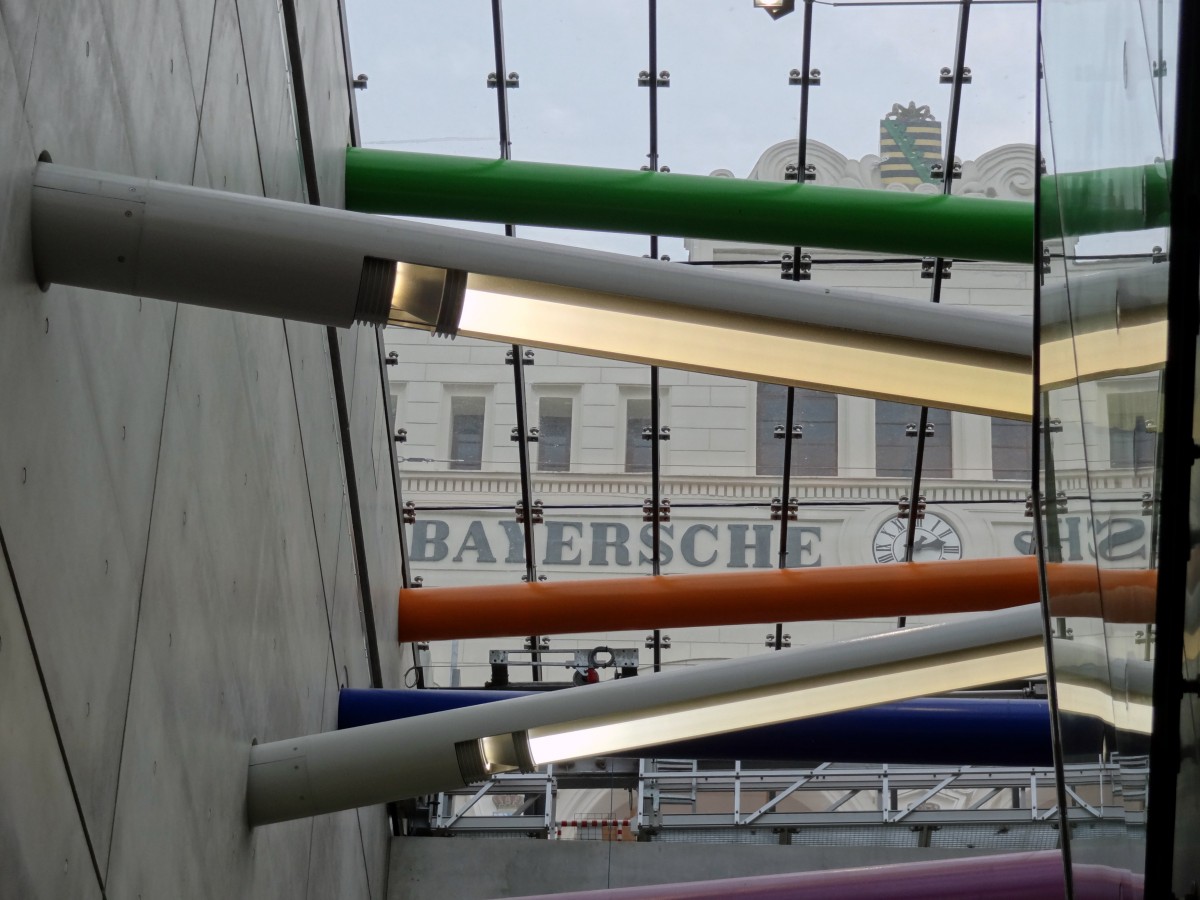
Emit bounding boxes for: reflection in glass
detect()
[1038,0,1174,885]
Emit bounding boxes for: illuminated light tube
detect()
[30,164,1031,419]
[1040,264,1169,388]
[245,605,1044,824]
[343,149,1035,264]
[396,558,1157,643]
[501,851,1141,900]
[338,690,1063,767]
[1053,642,1155,736]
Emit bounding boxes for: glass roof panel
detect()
[807,2,958,164]
[359,0,1043,686]
[349,0,500,159]
[500,1,646,169]
[657,1,812,180]
[948,2,1038,164]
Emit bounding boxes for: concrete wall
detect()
[389,838,1013,900]
[0,0,403,896]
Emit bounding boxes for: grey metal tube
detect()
[245,605,1043,825]
[30,164,1030,357]
[1041,263,1168,331]
[30,165,366,326]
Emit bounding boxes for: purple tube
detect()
[500,851,1141,900]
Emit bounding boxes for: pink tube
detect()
[502,852,1141,900]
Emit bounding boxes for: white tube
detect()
[245,605,1044,825]
[31,163,1030,356]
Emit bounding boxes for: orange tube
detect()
[1047,569,1157,623]
[397,559,1159,642]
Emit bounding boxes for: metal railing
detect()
[426,757,1145,844]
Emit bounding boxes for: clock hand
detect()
[911,535,946,554]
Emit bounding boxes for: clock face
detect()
[873,513,962,563]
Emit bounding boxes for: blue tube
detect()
[338,689,1075,767]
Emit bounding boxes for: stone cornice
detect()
[739,139,1035,201]
[400,472,1057,505]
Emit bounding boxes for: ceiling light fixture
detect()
[754,0,796,20]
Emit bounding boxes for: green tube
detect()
[346,150,1171,263]
[345,148,1034,264]
[1043,162,1172,239]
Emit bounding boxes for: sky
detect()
[344,1,1038,256]
[347,1,1038,171]
[343,1,1183,262]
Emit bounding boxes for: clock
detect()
[872,513,962,563]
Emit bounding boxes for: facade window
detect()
[538,397,573,472]
[1108,391,1157,470]
[625,398,652,473]
[875,402,951,478]
[755,384,838,477]
[991,417,1032,481]
[449,395,485,470]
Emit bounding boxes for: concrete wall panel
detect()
[104,309,332,896]
[0,104,174,892]
[330,501,372,690]
[20,0,134,172]
[389,838,1013,900]
[352,330,406,687]
[1,0,393,894]
[0,560,104,900]
[234,0,306,202]
[0,0,39,106]
[100,0,202,183]
[338,318,361,417]
[298,0,350,207]
[359,802,391,900]
[191,0,263,192]
[170,0,217,114]
[307,657,381,899]
[284,321,344,610]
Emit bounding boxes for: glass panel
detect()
[755,384,837,477]
[1106,388,1159,471]
[950,2,1038,163]
[502,1,645,169]
[537,396,573,473]
[624,397,652,474]
[348,1,499,159]
[348,0,1086,866]
[807,3,959,166]
[875,402,951,479]
[449,395,486,470]
[991,417,1033,482]
[1039,0,1174,885]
